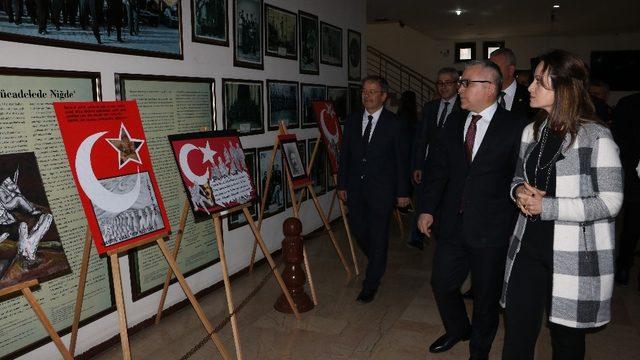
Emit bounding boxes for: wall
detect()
[367,23,640,105]
[0,0,366,358]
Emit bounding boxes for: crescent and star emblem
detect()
[178,141,216,186]
[106,123,145,169]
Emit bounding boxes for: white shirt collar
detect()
[503,80,517,98]
[364,106,383,120]
[470,101,499,122]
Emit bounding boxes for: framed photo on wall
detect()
[192,0,229,46]
[298,11,319,75]
[264,4,297,60]
[300,83,327,128]
[223,79,264,135]
[327,86,348,124]
[228,148,258,230]
[233,0,264,69]
[320,21,342,67]
[347,29,362,81]
[257,147,285,218]
[307,139,327,196]
[267,80,299,130]
[348,83,363,115]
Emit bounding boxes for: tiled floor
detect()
[92,216,640,359]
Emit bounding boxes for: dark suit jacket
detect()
[338,108,411,212]
[412,96,461,172]
[419,106,523,247]
[612,92,640,202]
[510,82,536,121]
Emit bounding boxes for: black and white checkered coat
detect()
[500,121,623,329]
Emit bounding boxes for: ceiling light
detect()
[553,4,560,8]
[455,9,462,16]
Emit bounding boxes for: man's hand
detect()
[412,170,422,184]
[338,190,347,202]
[417,213,434,237]
[396,197,410,208]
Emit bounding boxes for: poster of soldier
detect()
[192,0,228,45]
[348,29,362,81]
[264,4,296,60]
[233,0,263,69]
[54,100,171,254]
[267,80,299,130]
[168,131,256,223]
[300,83,326,128]
[0,0,182,58]
[0,152,70,290]
[298,11,318,75]
[223,78,264,135]
[320,21,342,66]
[258,147,284,218]
[278,134,310,189]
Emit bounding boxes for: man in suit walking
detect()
[338,75,411,303]
[418,60,523,359]
[489,48,534,120]
[406,67,460,249]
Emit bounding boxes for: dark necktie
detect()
[464,115,482,163]
[437,101,450,127]
[499,91,507,109]
[362,114,373,152]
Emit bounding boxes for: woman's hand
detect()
[516,182,547,216]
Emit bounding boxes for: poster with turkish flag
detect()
[168,131,257,223]
[312,100,343,174]
[54,101,170,255]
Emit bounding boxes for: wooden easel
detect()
[154,200,301,360]
[68,229,230,360]
[0,279,73,359]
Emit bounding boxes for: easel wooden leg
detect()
[338,199,360,276]
[302,246,318,305]
[109,253,131,360]
[307,185,352,279]
[155,200,190,323]
[327,189,338,220]
[155,237,230,360]
[212,216,243,360]
[243,207,301,319]
[70,228,92,356]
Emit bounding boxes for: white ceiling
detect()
[367,0,640,40]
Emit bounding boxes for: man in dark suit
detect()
[418,60,523,359]
[338,75,411,303]
[612,92,640,287]
[489,48,535,121]
[407,67,460,249]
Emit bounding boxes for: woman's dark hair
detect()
[397,90,417,125]
[533,49,600,144]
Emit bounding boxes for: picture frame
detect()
[279,134,311,188]
[267,80,299,130]
[298,11,319,75]
[192,0,229,46]
[285,140,307,207]
[300,83,327,128]
[483,41,505,59]
[227,148,258,230]
[455,41,476,63]
[327,86,348,124]
[0,0,183,59]
[348,82,363,116]
[347,29,362,81]
[307,138,327,196]
[233,0,264,69]
[257,146,285,218]
[320,21,342,67]
[264,4,297,60]
[223,78,264,135]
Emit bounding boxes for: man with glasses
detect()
[338,75,411,304]
[417,60,524,359]
[407,67,461,250]
[489,48,534,120]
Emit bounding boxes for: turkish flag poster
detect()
[53,101,170,255]
[312,100,343,175]
[168,131,257,223]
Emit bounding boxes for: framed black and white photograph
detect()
[0,0,183,58]
[233,0,263,69]
[327,86,348,124]
[348,83,362,115]
[258,147,285,218]
[347,29,361,81]
[320,21,342,67]
[298,11,319,75]
[267,80,299,130]
[307,139,327,196]
[301,83,326,128]
[192,0,229,46]
[223,79,264,135]
[285,140,306,207]
[228,148,258,230]
[264,4,296,60]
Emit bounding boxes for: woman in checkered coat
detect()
[501,50,623,359]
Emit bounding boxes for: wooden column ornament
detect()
[274,217,314,313]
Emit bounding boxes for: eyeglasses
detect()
[457,79,493,88]
[361,89,384,96]
[436,81,457,87]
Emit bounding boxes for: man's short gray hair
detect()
[437,67,460,79]
[362,75,390,93]
[490,48,517,67]
[465,60,503,97]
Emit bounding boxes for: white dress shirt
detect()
[436,96,457,126]
[636,159,640,179]
[502,80,517,111]
[463,102,498,161]
[362,106,383,142]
